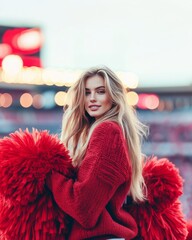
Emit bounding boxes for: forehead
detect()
[85,75,105,89]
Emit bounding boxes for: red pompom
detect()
[0,193,69,240]
[127,200,188,240]
[143,157,183,212]
[125,156,188,240]
[186,221,192,240]
[0,129,75,239]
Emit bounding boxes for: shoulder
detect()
[89,121,124,146]
[93,121,123,136]
[88,121,130,179]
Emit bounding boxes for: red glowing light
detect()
[2,28,42,55]
[16,28,43,51]
[22,56,42,68]
[0,43,12,58]
[137,93,159,110]
[0,25,43,68]
[145,94,160,109]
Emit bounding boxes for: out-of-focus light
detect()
[63,71,77,87]
[0,93,12,108]
[21,67,42,84]
[122,72,139,89]
[20,93,33,108]
[16,28,43,51]
[165,100,174,111]
[55,82,65,86]
[157,100,165,111]
[42,69,56,85]
[3,28,42,55]
[0,93,5,107]
[137,94,148,109]
[2,93,13,108]
[21,68,36,83]
[2,54,23,76]
[49,70,65,85]
[126,91,139,106]
[41,69,78,86]
[145,94,159,110]
[32,67,43,85]
[0,43,12,58]
[1,71,15,83]
[137,93,159,110]
[42,91,55,109]
[33,94,42,109]
[22,56,42,68]
[54,91,67,106]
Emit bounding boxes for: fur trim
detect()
[0,129,74,239]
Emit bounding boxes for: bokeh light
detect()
[0,43,12,58]
[126,91,139,106]
[16,28,43,51]
[0,93,13,108]
[42,91,55,109]
[2,54,23,76]
[54,91,67,106]
[137,93,159,110]
[122,72,139,89]
[20,93,33,108]
[32,94,43,109]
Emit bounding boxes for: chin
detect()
[87,111,99,118]
[90,114,100,119]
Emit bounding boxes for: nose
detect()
[90,92,96,102]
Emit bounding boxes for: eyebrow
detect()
[85,86,105,90]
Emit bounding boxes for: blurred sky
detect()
[1,0,192,87]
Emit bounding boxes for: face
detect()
[84,75,112,120]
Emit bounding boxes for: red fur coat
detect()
[0,129,191,239]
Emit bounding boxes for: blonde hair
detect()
[61,66,148,202]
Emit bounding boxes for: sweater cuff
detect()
[46,170,68,192]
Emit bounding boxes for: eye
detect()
[85,91,91,95]
[97,90,105,94]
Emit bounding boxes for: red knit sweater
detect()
[49,121,138,239]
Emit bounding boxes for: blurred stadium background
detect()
[0,2,192,221]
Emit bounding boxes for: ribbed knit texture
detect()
[50,121,138,240]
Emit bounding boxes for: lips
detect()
[89,105,101,111]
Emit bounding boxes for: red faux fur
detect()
[128,200,188,240]
[143,157,183,212]
[126,157,188,240]
[187,221,192,240]
[0,130,189,239]
[0,129,74,240]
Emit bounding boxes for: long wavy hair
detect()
[61,66,148,202]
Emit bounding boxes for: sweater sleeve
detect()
[49,121,130,229]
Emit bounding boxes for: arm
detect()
[49,121,129,229]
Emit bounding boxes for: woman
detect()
[47,66,148,239]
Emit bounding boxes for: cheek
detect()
[103,97,112,109]
[103,101,112,111]
[107,101,113,109]
[84,97,89,109]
